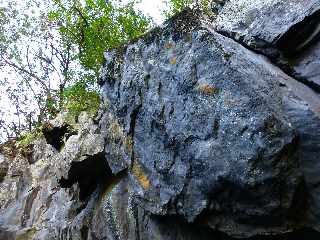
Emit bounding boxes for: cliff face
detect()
[1,1,320,239]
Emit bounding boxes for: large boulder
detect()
[98,9,320,237]
[214,0,320,230]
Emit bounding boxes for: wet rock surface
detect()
[1,3,320,240]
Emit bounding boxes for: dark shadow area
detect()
[59,152,114,201]
[225,228,320,240]
[260,229,320,240]
[80,226,89,240]
[0,228,15,240]
[277,9,320,55]
[153,214,320,240]
[0,162,8,183]
[42,124,76,151]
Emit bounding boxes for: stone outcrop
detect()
[1,1,320,239]
[214,0,320,92]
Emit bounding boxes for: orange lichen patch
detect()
[169,56,177,65]
[42,121,54,131]
[197,84,219,95]
[165,42,174,49]
[131,160,150,190]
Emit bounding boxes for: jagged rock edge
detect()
[214,9,320,95]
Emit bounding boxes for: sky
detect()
[136,0,167,24]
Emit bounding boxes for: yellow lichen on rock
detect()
[197,84,219,95]
[108,116,133,155]
[165,42,174,49]
[131,160,150,190]
[16,228,37,240]
[169,56,177,64]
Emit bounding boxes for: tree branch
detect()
[1,55,50,93]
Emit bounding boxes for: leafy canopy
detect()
[165,0,212,17]
[48,0,151,121]
[49,0,151,76]
[0,0,151,142]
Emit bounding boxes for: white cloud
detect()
[136,0,167,24]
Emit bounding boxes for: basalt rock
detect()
[0,113,115,240]
[1,4,320,240]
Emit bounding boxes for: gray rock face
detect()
[215,0,320,55]
[0,113,117,240]
[0,114,224,240]
[98,9,320,238]
[214,2,320,231]
[292,41,320,91]
[215,0,320,91]
[1,5,320,240]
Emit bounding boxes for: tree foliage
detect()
[0,0,151,142]
[62,80,100,120]
[49,0,151,76]
[0,0,69,139]
[165,0,212,17]
[165,0,193,15]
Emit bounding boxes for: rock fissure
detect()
[59,153,114,201]
[276,9,320,55]
[21,186,41,227]
[128,102,142,170]
[42,123,73,151]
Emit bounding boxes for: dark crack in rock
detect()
[59,152,114,201]
[290,40,320,93]
[42,123,72,151]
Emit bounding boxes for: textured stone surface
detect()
[291,40,320,91]
[215,0,320,55]
[0,113,114,240]
[1,5,320,240]
[98,9,318,237]
[214,0,320,92]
